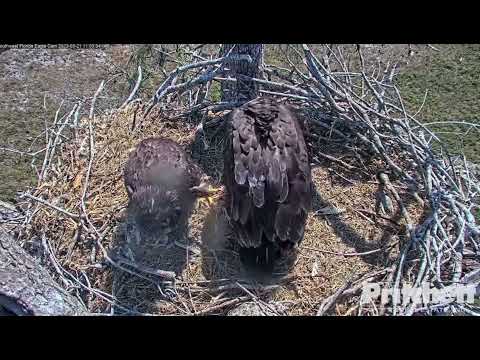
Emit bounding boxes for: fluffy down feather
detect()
[124,137,203,231]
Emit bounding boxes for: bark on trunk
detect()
[220,44,264,102]
[0,227,86,316]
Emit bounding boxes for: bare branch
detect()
[120,65,143,109]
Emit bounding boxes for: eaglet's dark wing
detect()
[224,98,312,249]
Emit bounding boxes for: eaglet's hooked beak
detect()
[190,178,223,207]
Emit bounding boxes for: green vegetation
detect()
[0,94,51,202]
[395,44,480,162]
[210,81,222,102]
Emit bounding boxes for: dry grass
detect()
[22,103,426,315]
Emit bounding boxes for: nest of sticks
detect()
[10,44,480,316]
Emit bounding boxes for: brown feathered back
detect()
[224,97,312,260]
[124,137,203,231]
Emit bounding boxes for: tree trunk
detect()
[220,44,264,102]
[0,227,86,316]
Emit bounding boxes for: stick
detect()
[120,65,143,109]
[194,296,250,315]
[20,193,80,220]
[113,256,176,281]
[89,80,105,119]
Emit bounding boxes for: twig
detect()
[120,65,142,109]
[317,279,354,316]
[302,241,397,257]
[426,44,440,52]
[317,267,393,316]
[89,80,105,119]
[415,121,480,130]
[194,296,250,315]
[113,256,176,280]
[353,208,402,227]
[20,193,80,220]
[316,151,357,171]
